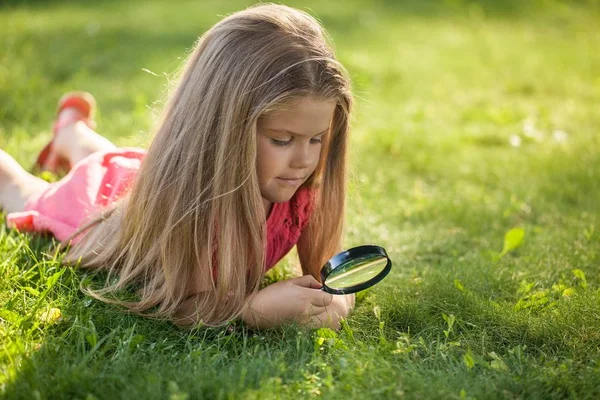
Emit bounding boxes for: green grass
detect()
[1,0,600,398]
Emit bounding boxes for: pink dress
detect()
[6,148,315,271]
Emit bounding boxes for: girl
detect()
[0,3,355,330]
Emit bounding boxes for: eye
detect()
[310,137,323,144]
[271,138,292,146]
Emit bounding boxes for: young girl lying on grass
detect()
[0,3,355,330]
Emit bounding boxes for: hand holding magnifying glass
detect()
[319,245,392,294]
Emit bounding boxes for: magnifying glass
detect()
[320,245,392,295]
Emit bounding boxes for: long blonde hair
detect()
[63,3,353,327]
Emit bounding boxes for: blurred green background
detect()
[1,0,600,399]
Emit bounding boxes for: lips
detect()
[277,176,305,186]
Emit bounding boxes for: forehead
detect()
[258,97,337,136]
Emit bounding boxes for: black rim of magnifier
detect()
[320,245,392,295]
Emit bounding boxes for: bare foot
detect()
[51,108,89,162]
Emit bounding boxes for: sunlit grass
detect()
[1,0,600,398]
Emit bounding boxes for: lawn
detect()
[1,0,600,398]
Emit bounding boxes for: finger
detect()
[294,304,326,319]
[301,308,325,327]
[294,304,326,323]
[306,304,328,317]
[310,291,333,308]
[310,310,342,330]
[306,310,333,329]
[293,274,323,289]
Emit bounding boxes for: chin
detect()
[270,193,295,203]
[263,189,297,204]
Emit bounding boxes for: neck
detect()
[262,197,273,219]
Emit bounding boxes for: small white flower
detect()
[509,135,522,147]
[522,119,544,141]
[552,129,568,142]
[523,119,536,134]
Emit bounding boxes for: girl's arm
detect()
[174,250,334,329]
[240,274,334,329]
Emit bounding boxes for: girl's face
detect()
[256,96,336,206]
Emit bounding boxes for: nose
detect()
[290,141,314,170]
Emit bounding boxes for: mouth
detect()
[277,177,305,186]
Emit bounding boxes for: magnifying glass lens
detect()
[324,254,389,290]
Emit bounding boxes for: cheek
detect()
[310,145,323,167]
[255,150,268,182]
[256,140,280,181]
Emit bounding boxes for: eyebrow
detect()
[267,128,329,137]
